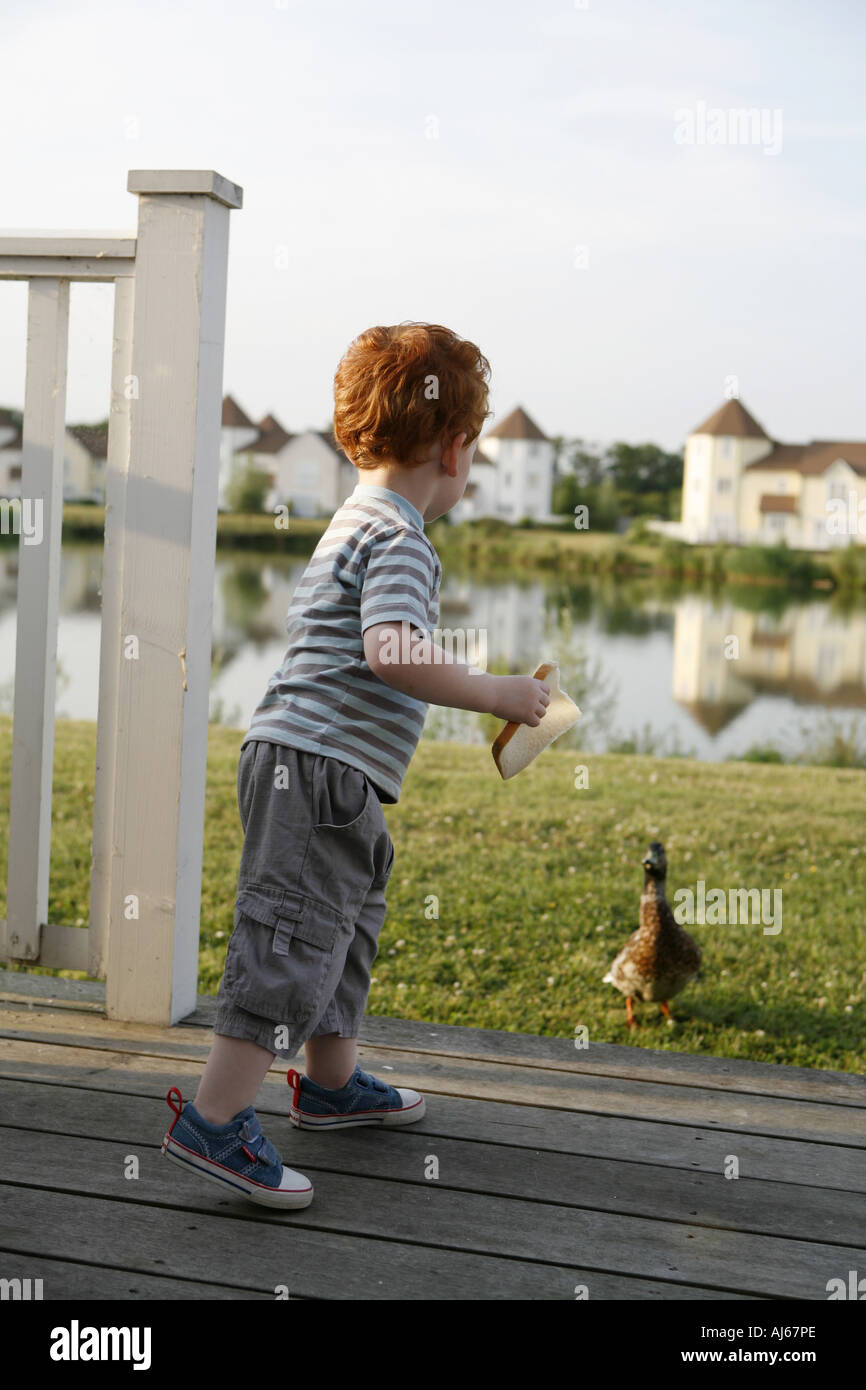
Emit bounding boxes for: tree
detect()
[605,442,683,495]
[225,460,272,514]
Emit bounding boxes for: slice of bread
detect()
[491,662,582,780]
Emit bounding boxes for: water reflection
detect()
[1,543,865,762]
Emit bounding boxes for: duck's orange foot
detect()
[625,997,640,1029]
[660,1001,675,1025]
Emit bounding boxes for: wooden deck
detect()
[1,968,864,1301]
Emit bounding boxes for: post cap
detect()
[127,170,243,209]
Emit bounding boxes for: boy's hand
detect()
[490,676,551,726]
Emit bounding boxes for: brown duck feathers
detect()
[604,842,701,1004]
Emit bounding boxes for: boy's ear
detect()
[441,431,467,476]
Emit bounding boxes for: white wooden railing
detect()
[0,169,243,1024]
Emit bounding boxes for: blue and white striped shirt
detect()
[240,482,442,802]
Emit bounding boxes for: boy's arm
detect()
[363,621,550,726]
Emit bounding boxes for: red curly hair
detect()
[333,322,492,469]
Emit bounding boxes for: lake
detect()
[2,542,865,762]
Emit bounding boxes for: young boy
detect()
[161,322,551,1207]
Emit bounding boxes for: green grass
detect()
[2,715,864,1073]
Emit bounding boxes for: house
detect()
[220,395,355,516]
[65,425,108,502]
[452,405,555,523]
[265,427,356,519]
[218,395,556,522]
[680,398,866,549]
[0,408,107,502]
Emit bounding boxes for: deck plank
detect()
[2,990,864,1106]
[0,1189,754,1301]
[2,1031,864,1145]
[3,1076,863,1193]
[0,1254,269,1299]
[2,1109,862,1246]
[3,1148,856,1299]
[1,992,860,1301]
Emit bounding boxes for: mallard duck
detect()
[603,842,701,1027]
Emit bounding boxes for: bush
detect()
[829,541,866,591]
[724,541,819,586]
[469,516,512,538]
[660,537,687,576]
[708,542,728,583]
[625,517,652,544]
[225,462,272,515]
[735,745,786,764]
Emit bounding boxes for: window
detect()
[827,478,847,501]
[720,438,734,459]
[716,478,732,494]
[527,471,538,487]
[10,465,21,481]
[776,476,788,493]
[503,472,512,487]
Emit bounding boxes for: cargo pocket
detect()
[303,778,381,919]
[222,882,350,1026]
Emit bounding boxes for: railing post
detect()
[102,169,242,1023]
[3,279,70,962]
[88,274,135,980]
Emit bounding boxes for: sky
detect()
[0,0,864,453]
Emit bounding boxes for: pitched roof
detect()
[473,446,495,466]
[746,441,866,477]
[484,405,548,443]
[68,424,108,459]
[246,413,293,455]
[222,394,256,429]
[691,399,769,439]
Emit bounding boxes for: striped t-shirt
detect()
[240,482,442,803]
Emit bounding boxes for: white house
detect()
[219,395,263,510]
[265,427,356,518]
[453,405,555,523]
[218,396,556,522]
[680,398,866,549]
[0,408,107,502]
[220,395,356,516]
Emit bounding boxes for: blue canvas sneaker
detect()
[161,1085,314,1208]
[287,1064,425,1129]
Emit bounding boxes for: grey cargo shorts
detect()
[214,739,395,1060]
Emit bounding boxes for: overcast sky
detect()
[1,0,864,452]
